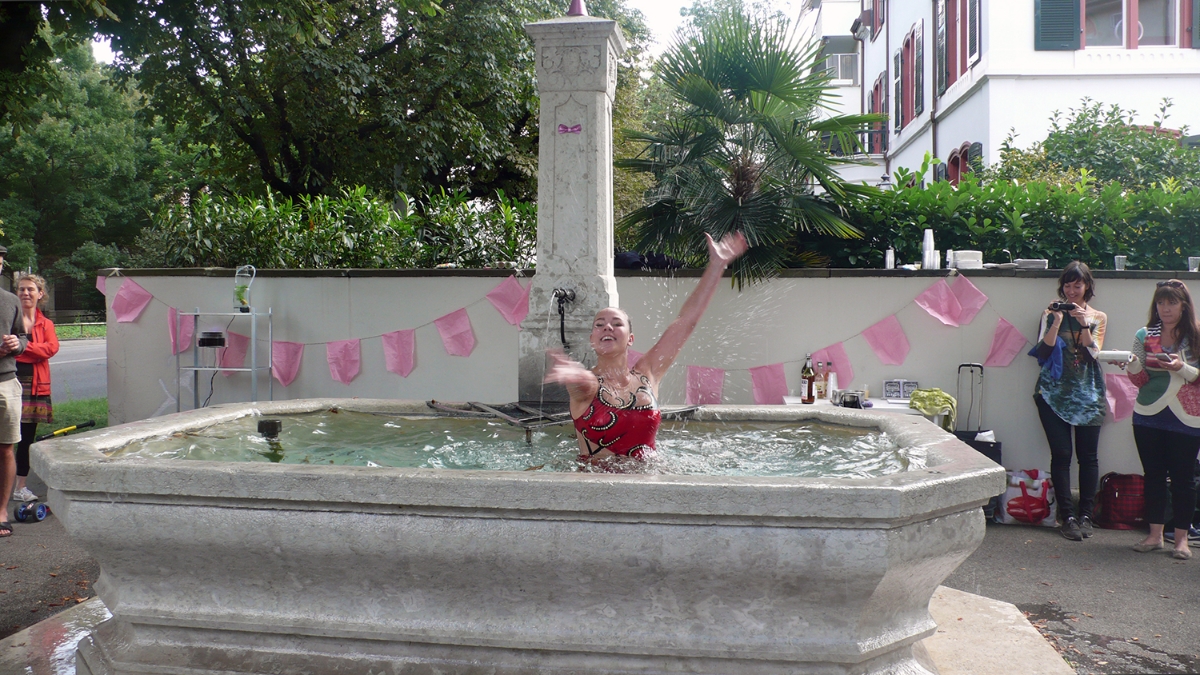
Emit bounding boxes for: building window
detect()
[1085,0,1127,46]
[942,142,983,185]
[937,0,980,96]
[1041,0,1197,50]
[1141,0,1179,45]
[873,0,886,38]
[869,74,888,153]
[896,24,924,131]
[821,53,860,85]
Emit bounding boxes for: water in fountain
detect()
[107,410,913,478]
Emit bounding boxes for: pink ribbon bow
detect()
[557,124,582,134]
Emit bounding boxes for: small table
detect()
[782,397,923,415]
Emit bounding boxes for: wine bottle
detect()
[801,354,815,404]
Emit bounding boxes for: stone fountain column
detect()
[519,6,627,402]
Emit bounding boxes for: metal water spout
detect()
[553,288,576,349]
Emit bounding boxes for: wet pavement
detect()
[0,473,100,640]
[944,521,1200,674]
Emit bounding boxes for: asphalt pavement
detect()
[49,338,106,402]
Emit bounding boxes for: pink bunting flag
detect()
[686,366,725,405]
[950,276,988,326]
[95,275,107,297]
[749,363,789,405]
[326,339,361,385]
[382,329,416,377]
[862,315,910,365]
[914,279,963,327]
[167,307,195,356]
[813,342,854,388]
[272,341,305,387]
[982,318,1029,367]
[111,279,154,323]
[627,348,644,370]
[485,276,530,326]
[219,332,250,376]
[435,308,476,357]
[1105,373,1138,422]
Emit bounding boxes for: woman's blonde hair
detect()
[16,273,48,309]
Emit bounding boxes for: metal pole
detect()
[192,307,200,410]
[250,307,258,402]
[268,307,273,401]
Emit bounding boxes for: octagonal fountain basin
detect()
[33,399,1004,675]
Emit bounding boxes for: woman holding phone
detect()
[1032,261,1107,541]
[1128,279,1200,560]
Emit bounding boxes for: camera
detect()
[1049,302,1077,311]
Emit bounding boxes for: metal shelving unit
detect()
[176,307,273,411]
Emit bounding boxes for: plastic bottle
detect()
[826,362,838,397]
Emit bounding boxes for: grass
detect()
[44,397,108,437]
[54,323,107,340]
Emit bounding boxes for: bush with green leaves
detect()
[823,161,1200,270]
[132,186,536,269]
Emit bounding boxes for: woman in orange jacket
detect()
[11,274,58,504]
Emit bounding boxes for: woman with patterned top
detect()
[1031,261,1107,541]
[1127,279,1200,560]
[544,232,748,465]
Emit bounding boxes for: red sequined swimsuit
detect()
[573,371,661,460]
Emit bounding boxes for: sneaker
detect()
[1079,516,1094,539]
[11,487,37,503]
[1060,517,1083,541]
[1164,526,1200,543]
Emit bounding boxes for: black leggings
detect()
[15,422,36,477]
[1133,424,1200,528]
[1035,394,1100,521]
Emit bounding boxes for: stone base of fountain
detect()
[34,399,1004,675]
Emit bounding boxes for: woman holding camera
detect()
[1032,261,1107,541]
[1127,280,1200,560]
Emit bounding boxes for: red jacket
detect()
[15,310,58,397]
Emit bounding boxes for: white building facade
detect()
[813,0,1200,178]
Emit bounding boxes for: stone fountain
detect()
[28,4,1005,674]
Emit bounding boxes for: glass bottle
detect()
[801,354,815,404]
[814,361,826,400]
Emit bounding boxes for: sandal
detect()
[0,522,11,538]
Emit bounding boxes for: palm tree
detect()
[617,8,883,284]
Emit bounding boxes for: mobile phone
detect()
[1153,352,1172,362]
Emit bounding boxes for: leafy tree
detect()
[97,0,648,203]
[617,7,880,282]
[985,98,1200,190]
[0,41,182,271]
[0,0,113,130]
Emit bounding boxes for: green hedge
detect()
[807,171,1200,271]
[134,186,536,269]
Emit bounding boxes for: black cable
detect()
[201,317,237,407]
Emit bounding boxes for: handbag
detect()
[998,470,1058,527]
[1094,472,1145,530]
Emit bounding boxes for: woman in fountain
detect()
[1127,280,1200,560]
[544,231,748,464]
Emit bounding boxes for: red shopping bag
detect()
[999,470,1058,527]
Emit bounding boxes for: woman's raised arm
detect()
[637,232,748,383]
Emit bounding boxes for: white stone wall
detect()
[102,273,521,425]
[106,270,1196,479]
